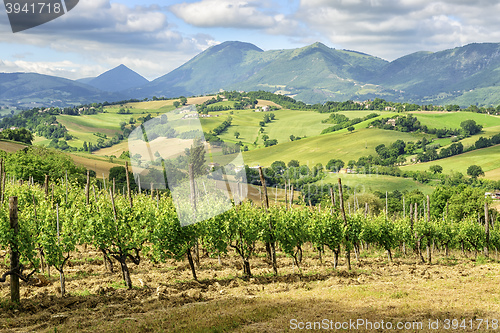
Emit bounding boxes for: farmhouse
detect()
[385,119,396,126]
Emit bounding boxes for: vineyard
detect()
[0,166,500,331]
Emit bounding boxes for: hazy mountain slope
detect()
[376,43,500,104]
[0,72,123,107]
[5,42,500,107]
[87,64,149,92]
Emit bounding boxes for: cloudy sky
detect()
[1,0,499,81]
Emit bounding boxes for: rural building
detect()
[386,119,396,126]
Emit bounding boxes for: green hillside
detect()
[242,127,426,167]
[320,173,435,195]
[200,109,332,149]
[410,111,500,129]
[402,144,500,180]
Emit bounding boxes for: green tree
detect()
[347,126,355,133]
[430,165,443,174]
[234,131,240,139]
[288,160,300,168]
[326,159,345,172]
[467,165,484,179]
[460,119,483,136]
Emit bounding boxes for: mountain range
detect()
[3,41,500,107]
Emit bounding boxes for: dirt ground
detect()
[1,245,500,332]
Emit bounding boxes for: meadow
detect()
[242,127,427,168]
[320,172,436,195]
[410,111,500,129]
[402,144,500,180]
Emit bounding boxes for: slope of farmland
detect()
[402,144,500,180]
[243,127,428,167]
[410,111,500,130]
[320,173,435,195]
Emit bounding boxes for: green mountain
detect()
[129,41,390,103]
[0,72,123,107]
[5,41,500,106]
[376,43,500,105]
[130,41,500,106]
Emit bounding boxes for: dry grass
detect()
[1,245,500,332]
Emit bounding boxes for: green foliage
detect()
[3,146,88,184]
[460,119,483,136]
[467,165,484,179]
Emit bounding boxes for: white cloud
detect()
[0,59,106,79]
[298,0,500,60]
[170,0,305,36]
[0,1,219,80]
[170,0,275,28]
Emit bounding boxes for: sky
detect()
[1,0,500,81]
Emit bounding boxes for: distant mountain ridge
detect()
[0,72,124,107]
[87,64,149,93]
[4,41,500,107]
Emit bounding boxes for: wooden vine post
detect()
[125,161,133,208]
[186,164,198,280]
[85,170,90,206]
[44,175,49,198]
[259,166,277,275]
[338,178,351,271]
[426,194,431,264]
[485,202,490,257]
[0,159,3,204]
[10,197,20,303]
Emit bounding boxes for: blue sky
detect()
[1,0,500,80]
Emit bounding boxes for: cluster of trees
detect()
[369,114,461,138]
[0,108,69,140]
[237,160,325,192]
[173,97,188,108]
[416,142,464,162]
[315,98,423,113]
[475,134,500,149]
[0,146,90,183]
[117,107,132,114]
[82,134,124,152]
[211,116,232,136]
[321,113,379,134]
[0,128,33,145]
[258,112,275,127]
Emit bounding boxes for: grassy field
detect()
[410,111,500,129]
[243,127,428,167]
[201,109,333,149]
[402,144,500,180]
[320,172,436,195]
